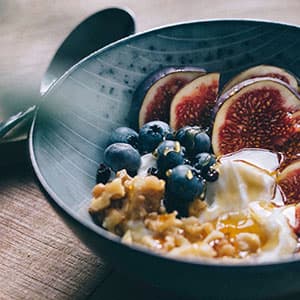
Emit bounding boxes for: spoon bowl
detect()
[0,7,135,142]
[40,7,135,95]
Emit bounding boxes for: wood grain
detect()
[0,164,110,300]
[0,1,300,299]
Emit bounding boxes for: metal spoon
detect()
[0,7,135,139]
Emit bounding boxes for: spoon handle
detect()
[0,105,36,139]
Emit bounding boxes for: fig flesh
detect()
[222,65,299,93]
[212,77,300,156]
[137,67,206,127]
[275,110,300,168]
[294,204,300,235]
[278,160,300,204]
[169,73,220,131]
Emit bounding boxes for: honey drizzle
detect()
[213,212,267,258]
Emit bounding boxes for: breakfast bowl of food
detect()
[29,19,300,299]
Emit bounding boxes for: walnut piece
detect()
[124,175,165,220]
[188,199,207,217]
[89,178,126,213]
[236,232,261,253]
[145,212,181,233]
[102,208,125,232]
[89,170,165,233]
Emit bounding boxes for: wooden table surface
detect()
[1,1,300,299]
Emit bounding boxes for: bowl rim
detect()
[29,18,300,268]
[41,17,300,96]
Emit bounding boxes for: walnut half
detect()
[89,178,126,213]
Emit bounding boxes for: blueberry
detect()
[194,132,211,154]
[147,167,159,176]
[194,152,216,173]
[175,126,211,156]
[164,165,204,216]
[166,165,204,201]
[165,131,176,141]
[104,143,141,176]
[164,194,190,217]
[156,140,182,157]
[155,140,185,175]
[183,158,191,165]
[139,121,172,154]
[109,127,138,148]
[191,167,203,180]
[96,163,112,184]
[203,167,219,182]
[175,126,192,144]
[158,151,185,177]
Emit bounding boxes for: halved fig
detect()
[276,110,300,168]
[278,160,300,204]
[212,77,300,156]
[137,67,206,127]
[222,65,299,93]
[294,204,300,235]
[169,73,220,131]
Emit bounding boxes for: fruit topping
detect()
[203,168,219,182]
[222,64,299,93]
[155,140,185,176]
[109,126,139,148]
[165,165,205,217]
[194,152,216,173]
[175,126,211,157]
[136,66,206,127]
[175,126,192,143]
[147,167,159,177]
[96,163,112,184]
[170,73,220,130]
[138,120,173,154]
[294,204,300,236]
[278,160,300,204]
[275,110,300,168]
[104,143,141,176]
[212,77,300,156]
[156,139,181,157]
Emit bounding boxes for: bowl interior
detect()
[30,19,300,254]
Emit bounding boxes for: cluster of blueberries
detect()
[97,121,218,216]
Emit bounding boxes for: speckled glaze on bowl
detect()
[30,20,300,299]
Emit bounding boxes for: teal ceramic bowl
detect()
[30,20,300,299]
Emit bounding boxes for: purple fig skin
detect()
[211,76,300,156]
[278,159,300,205]
[221,64,299,94]
[130,66,206,130]
[212,76,300,124]
[169,72,220,131]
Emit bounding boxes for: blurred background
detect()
[1,0,300,94]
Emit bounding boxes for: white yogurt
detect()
[200,148,297,260]
[137,153,157,176]
[201,158,279,222]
